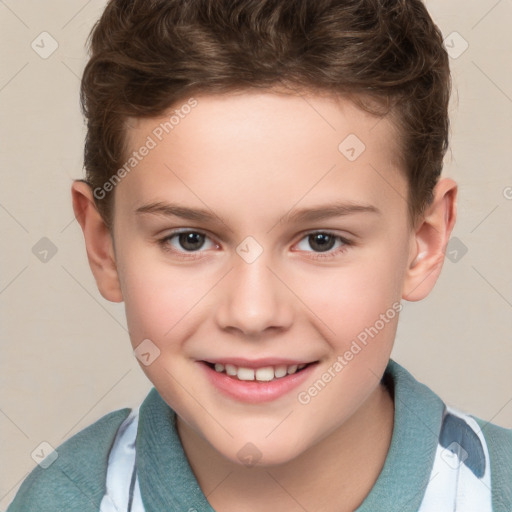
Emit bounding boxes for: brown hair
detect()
[80,0,451,229]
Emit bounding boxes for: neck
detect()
[177,382,394,512]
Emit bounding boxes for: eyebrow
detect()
[135,201,380,225]
[283,202,380,224]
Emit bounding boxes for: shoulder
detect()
[472,415,512,511]
[7,407,132,512]
[385,360,511,510]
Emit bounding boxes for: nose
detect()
[214,253,294,337]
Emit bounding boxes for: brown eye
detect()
[294,231,352,260]
[159,230,216,254]
[177,232,206,251]
[307,233,336,252]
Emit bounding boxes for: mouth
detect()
[201,360,316,382]
[198,357,319,403]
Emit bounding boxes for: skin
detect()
[72,90,457,512]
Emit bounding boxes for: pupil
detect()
[310,233,334,252]
[179,232,204,251]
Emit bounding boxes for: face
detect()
[111,91,414,466]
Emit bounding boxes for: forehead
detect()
[118,91,407,222]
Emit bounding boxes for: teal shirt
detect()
[7,360,512,511]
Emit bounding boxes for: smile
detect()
[199,359,319,403]
[204,361,310,382]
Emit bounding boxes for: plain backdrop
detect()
[1,0,511,507]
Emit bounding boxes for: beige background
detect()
[1,0,511,507]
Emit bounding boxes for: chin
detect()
[215,435,310,469]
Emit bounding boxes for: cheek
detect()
[293,247,404,340]
[117,248,204,348]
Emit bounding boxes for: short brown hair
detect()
[80,0,451,229]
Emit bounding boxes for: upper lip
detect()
[200,357,317,368]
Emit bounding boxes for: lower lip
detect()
[199,362,317,404]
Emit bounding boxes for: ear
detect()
[402,178,457,301]
[71,180,123,303]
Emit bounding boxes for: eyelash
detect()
[157,229,353,261]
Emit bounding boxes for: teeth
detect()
[225,364,237,376]
[274,365,288,378]
[210,362,309,381]
[237,367,255,381]
[287,365,298,375]
[255,367,274,381]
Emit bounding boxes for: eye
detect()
[158,230,217,254]
[295,231,351,259]
[157,229,352,260]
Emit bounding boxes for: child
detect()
[8,0,511,510]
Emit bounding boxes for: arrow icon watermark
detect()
[134,339,161,366]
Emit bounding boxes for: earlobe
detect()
[402,178,457,302]
[71,180,123,303]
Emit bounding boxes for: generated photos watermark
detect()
[297,301,403,405]
[93,98,198,200]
